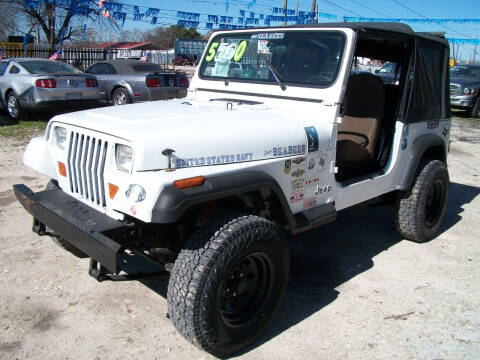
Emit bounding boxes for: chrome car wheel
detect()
[113,88,129,106]
[7,94,19,119]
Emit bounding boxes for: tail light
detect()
[85,78,98,87]
[146,77,161,87]
[180,77,189,87]
[35,79,56,88]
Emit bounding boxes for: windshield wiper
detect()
[261,53,286,91]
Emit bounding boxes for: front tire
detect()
[469,97,480,118]
[6,92,25,120]
[395,160,449,242]
[167,214,290,357]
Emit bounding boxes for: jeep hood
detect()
[52,99,330,171]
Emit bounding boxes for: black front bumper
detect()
[13,184,126,273]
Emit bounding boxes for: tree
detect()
[19,0,118,48]
[145,25,202,48]
[0,2,26,41]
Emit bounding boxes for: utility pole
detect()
[283,0,287,27]
[50,0,55,53]
[473,36,478,64]
[311,0,316,23]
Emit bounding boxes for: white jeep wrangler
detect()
[15,22,451,357]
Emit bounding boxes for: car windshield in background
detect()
[19,60,80,74]
[199,30,346,87]
[378,63,396,73]
[450,65,480,79]
[131,64,164,73]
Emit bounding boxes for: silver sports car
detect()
[84,59,189,106]
[0,58,100,120]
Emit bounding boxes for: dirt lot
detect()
[0,114,479,359]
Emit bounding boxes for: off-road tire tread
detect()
[167,214,289,357]
[394,160,449,242]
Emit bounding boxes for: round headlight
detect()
[54,126,67,150]
[463,87,471,95]
[115,144,134,173]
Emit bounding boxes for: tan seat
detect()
[336,73,386,172]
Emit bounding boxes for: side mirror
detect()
[375,69,380,73]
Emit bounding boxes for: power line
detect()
[323,0,362,17]
[391,0,474,39]
[347,0,390,18]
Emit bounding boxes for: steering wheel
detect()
[338,131,369,147]
[305,73,331,83]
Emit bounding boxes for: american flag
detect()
[139,52,151,62]
[49,48,63,61]
[0,46,6,59]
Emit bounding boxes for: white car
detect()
[14,22,451,357]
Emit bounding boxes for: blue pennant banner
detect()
[344,17,480,24]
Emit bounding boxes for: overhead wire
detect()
[391,0,475,39]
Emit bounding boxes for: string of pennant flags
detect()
[6,0,480,54]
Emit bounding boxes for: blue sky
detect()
[118,0,480,60]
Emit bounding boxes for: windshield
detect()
[199,30,346,87]
[378,63,396,73]
[19,60,80,74]
[450,65,480,79]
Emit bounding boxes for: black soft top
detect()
[232,22,449,48]
[99,59,166,74]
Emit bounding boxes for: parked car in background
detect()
[375,62,401,85]
[0,58,100,120]
[173,54,192,66]
[449,64,480,118]
[85,59,189,105]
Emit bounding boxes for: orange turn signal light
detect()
[174,176,205,190]
[58,162,67,177]
[108,183,119,199]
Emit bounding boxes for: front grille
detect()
[450,83,461,96]
[67,131,108,208]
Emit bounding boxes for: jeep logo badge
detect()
[68,79,78,87]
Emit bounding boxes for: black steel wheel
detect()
[395,160,449,242]
[220,252,274,330]
[167,214,290,357]
[112,87,130,106]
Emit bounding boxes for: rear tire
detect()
[45,180,88,258]
[167,214,290,357]
[394,160,449,242]
[112,87,130,106]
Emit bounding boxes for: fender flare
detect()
[397,133,447,190]
[151,170,296,229]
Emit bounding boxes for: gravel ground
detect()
[0,115,479,360]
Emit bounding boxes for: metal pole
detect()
[311,0,316,23]
[283,0,287,27]
[50,0,55,53]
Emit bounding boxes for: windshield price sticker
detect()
[258,40,270,54]
[205,40,248,62]
[251,32,285,40]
